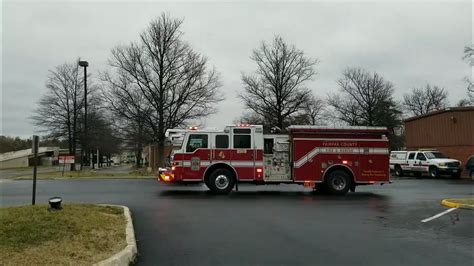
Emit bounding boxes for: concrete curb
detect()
[95,205,137,266]
[441,199,474,210]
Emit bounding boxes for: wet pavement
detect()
[0,178,473,266]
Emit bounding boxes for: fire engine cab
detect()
[158,125,390,195]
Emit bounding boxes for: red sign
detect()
[58,155,75,164]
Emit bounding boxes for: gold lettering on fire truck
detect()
[322,142,358,147]
[218,151,225,159]
[191,157,200,171]
[361,170,386,177]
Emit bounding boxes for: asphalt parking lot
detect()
[1,176,473,266]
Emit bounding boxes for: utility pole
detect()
[78,60,89,168]
[32,135,39,205]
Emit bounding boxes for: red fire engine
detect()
[158,125,390,195]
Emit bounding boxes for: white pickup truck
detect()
[390,150,462,178]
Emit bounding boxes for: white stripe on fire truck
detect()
[180,161,264,167]
[293,147,389,168]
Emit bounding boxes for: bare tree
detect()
[101,72,153,167]
[328,67,400,126]
[403,85,448,116]
[86,108,121,167]
[294,95,325,125]
[462,45,474,104]
[234,111,273,133]
[328,67,402,149]
[240,36,318,130]
[107,14,223,167]
[32,61,85,170]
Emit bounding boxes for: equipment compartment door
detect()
[263,136,291,181]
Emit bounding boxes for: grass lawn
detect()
[13,170,154,180]
[0,204,127,264]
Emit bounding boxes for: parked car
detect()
[390,150,462,178]
[466,155,474,178]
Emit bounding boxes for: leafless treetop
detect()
[240,36,318,129]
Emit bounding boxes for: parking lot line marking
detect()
[421,208,457,223]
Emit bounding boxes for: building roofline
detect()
[403,106,474,123]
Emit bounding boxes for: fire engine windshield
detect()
[425,152,448,159]
[186,134,208,152]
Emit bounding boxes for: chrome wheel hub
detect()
[332,176,346,191]
[215,175,229,189]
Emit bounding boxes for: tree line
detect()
[30,13,474,169]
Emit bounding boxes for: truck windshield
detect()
[425,152,448,159]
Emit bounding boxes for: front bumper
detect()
[438,167,462,174]
[157,168,175,182]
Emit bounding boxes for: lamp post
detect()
[78,60,89,168]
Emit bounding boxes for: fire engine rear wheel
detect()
[208,169,235,194]
[325,170,352,195]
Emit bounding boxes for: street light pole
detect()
[79,60,89,168]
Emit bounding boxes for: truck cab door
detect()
[183,133,210,180]
[414,152,427,172]
[407,152,416,171]
[229,127,255,180]
[212,133,231,164]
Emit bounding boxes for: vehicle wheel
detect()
[394,165,403,177]
[208,168,235,194]
[451,172,461,179]
[429,166,440,178]
[325,170,352,195]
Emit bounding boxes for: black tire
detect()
[429,166,440,178]
[324,170,352,195]
[208,168,235,194]
[394,165,403,177]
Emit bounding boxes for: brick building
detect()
[404,106,474,176]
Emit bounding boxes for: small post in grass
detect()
[32,135,39,205]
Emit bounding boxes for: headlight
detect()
[439,162,446,166]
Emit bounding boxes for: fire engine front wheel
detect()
[208,169,235,194]
[325,170,352,195]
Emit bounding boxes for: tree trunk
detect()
[157,140,165,169]
[135,121,143,168]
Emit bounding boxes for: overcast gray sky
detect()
[1,0,472,138]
